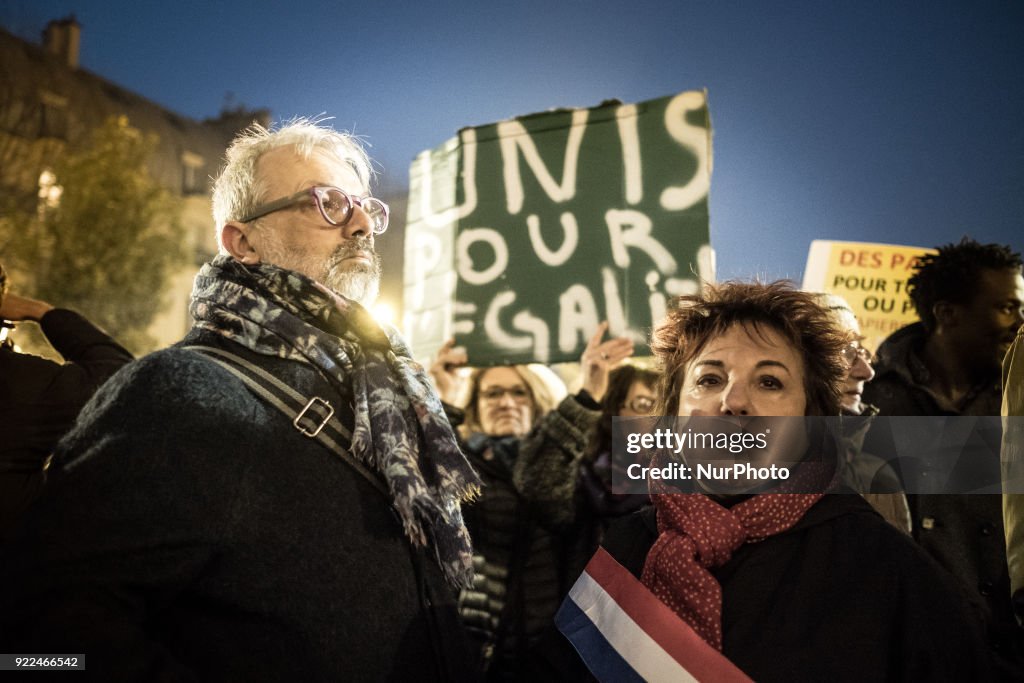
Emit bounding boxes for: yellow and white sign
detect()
[802,240,937,351]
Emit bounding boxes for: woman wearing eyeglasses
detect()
[578,365,660,538]
[429,324,632,681]
[812,293,912,534]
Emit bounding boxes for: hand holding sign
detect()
[581,321,635,403]
[429,338,468,406]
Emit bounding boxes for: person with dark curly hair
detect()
[863,237,1024,664]
[877,237,1023,413]
[565,280,998,681]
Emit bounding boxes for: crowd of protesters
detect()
[0,115,1022,681]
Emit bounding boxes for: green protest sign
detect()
[404,90,713,365]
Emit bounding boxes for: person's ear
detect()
[220,221,260,265]
[933,301,960,329]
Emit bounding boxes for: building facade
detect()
[0,17,269,349]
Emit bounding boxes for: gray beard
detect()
[259,235,382,306]
[322,253,381,305]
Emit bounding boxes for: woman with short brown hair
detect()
[651,280,848,418]
[572,280,998,681]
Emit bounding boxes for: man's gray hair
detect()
[211,117,374,253]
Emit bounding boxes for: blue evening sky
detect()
[3,0,1022,282]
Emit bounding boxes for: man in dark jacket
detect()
[0,119,480,681]
[0,264,133,539]
[863,237,1024,663]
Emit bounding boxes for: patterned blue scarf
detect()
[190,256,480,588]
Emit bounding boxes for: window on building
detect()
[181,151,205,195]
[38,91,69,140]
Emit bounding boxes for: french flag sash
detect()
[555,547,752,683]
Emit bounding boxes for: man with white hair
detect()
[1,119,480,681]
[812,292,911,534]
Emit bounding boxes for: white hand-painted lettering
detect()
[456,227,508,286]
[452,302,477,335]
[483,291,533,352]
[697,244,716,282]
[601,267,628,337]
[616,104,643,205]
[660,91,710,211]
[558,284,600,353]
[526,212,579,266]
[512,310,550,364]
[649,295,667,329]
[413,128,478,228]
[499,109,588,215]
[479,291,550,363]
[600,268,647,343]
[606,209,678,274]
[666,278,698,296]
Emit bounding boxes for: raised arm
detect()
[514,322,634,529]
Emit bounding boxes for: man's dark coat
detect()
[0,329,474,681]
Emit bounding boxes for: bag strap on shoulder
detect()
[181,344,388,498]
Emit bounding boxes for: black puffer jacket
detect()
[452,395,599,681]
